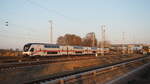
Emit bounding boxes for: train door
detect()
[60,46,68,55]
[83,47,88,54]
[36,45,44,56]
[66,46,73,55]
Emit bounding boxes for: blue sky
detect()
[0,0,150,49]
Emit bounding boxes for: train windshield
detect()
[23,44,31,52]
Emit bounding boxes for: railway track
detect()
[0,55,97,70]
[24,55,150,84]
[0,54,96,63]
[0,54,143,72]
[0,54,140,64]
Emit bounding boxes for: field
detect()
[0,49,22,56]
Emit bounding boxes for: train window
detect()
[30,48,34,52]
[23,44,31,52]
[91,47,97,50]
[75,51,82,54]
[73,46,83,49]
[44,45,60,48]
[92,51,96,53]
[47,52,58,54]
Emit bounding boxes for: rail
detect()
[0,56,97,69]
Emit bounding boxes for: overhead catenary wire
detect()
[0,18,38,33]
[0,18,8,22]
[0,19,39,33]
[0,19,9,32]
[0,19,41,40]
[26,0,75,22]
[0,34,40,41]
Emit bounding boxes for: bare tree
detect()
[57,36,66,45]
[81,32,97,47]
[57,32,98,47]
[57,34,82,46]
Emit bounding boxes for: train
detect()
[23,43,109,56]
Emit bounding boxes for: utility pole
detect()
[122,32,125,55]
[49,20,53,44]
[101,25,106,56]
[92,32,95,47]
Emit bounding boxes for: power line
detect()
[0,19,9,32]
[0,33,40,40]
[0,19,38,33]
[0,18,8,22]
[8,22,37,32]
[0,18,35,32]
[26,0,74,22]
[0,19,40,40]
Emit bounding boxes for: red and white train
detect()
[23,43,109,56]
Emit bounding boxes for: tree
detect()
[57,34,82,46]
[81,32,97,47]
[57,36,66,45]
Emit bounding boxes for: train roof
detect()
[73,46,83,49]
[91,47,97,49]
[25,43,60,46]
[24,43,106,49]
[25,43,84,47]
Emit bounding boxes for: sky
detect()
[0,0,150,49]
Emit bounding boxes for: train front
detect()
[23,43,32,56]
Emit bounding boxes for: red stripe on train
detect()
[33,50,104,53]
